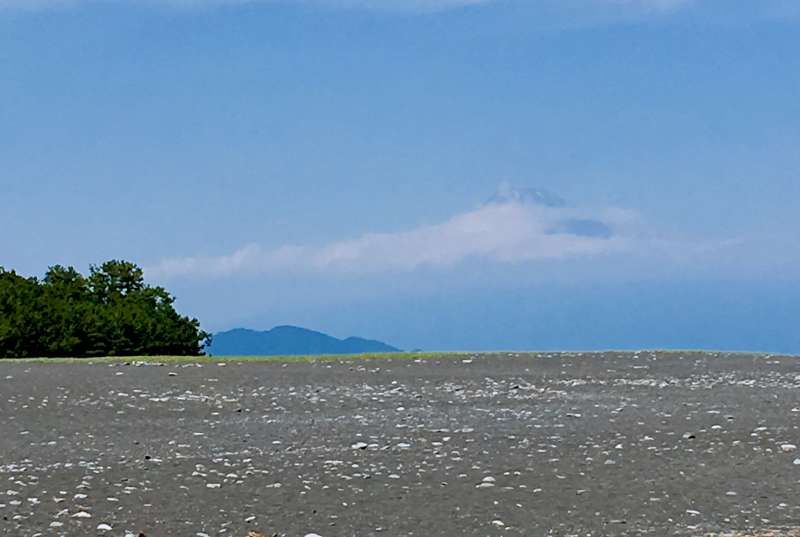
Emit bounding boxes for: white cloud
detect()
[146,195,637,280]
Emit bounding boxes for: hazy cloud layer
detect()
[147,196,638,280]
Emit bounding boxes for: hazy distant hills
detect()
[208,326,401,356]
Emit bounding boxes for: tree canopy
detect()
[0,261,210,358]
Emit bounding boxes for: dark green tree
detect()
[0,261,210,359]
[0,268,45,358]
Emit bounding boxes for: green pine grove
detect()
[0,260,210,358]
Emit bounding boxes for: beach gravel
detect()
[1,351,799,536]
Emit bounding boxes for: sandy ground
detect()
[1,351,800,537]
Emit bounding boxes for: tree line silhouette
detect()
[0,260,209,358]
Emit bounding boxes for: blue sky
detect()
[2,0,799,352]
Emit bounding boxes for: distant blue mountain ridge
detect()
[208,326,401,356]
